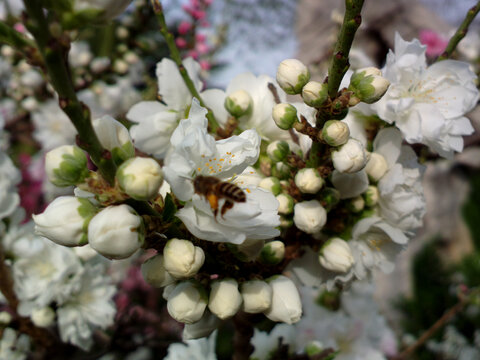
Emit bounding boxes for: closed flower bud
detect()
[90,57,110,74]
[322,120,350,147]
[0,311,12,325]
[241,280,273,313]
[224,90,253,117]
[348,196,365,213]
[141,254,175,288]
[258,177,282,196]
[117,157,163,200]
[276,193,294,215]
[332,138,367,173]
[259,240,285,265]
[208,279,243,320]
[302,81,328,107]
[272,162,291,179]
[264,275,302,324]
[92,115,135,165]
[33,196,96,247]
[267,140,290,162]
[276,59,310,94]
[31,307,55,328]
[293,200,327,234]
[272,103,298,130]
[88,204,144,259]
[45,145,89,187]
[365,152,388,182]
[163,283,177,300]
[305,341,324,356]
[319,187,340,211]
[364,185,380,207]
[319,238,355,273]
[163,239,205,279]
[167,281,208,324]
[295,168,324,194]
[348,67,390,104]
[183,311,221,340]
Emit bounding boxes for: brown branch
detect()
[232,312,255,360]
[392,298,468,360]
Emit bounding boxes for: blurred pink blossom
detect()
[175,37,188,49]
[178,21,192,35]
[419,29,448,57]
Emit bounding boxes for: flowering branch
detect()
[22,0,117,185]
[150,0,220,132]
[327,0,365,98]
[437,1,480,61]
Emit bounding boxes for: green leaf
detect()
[162,193,177,222]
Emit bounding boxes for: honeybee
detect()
[193,175,246,218]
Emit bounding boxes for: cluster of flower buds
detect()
[32,116,168,260]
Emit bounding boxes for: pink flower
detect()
[419,29,448,57]
[195,42,209,55]
[200,60,211,70]
[175,37,188,49]
[195,33,206,42]
[178,21,192,35]
[14,23,26,33]
[187,50,199,59]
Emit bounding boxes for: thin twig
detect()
[437,1,480,61]
[393,297,468,359]
[22,0,117,185]
[232,312,255,360]
[0,20,42,65]
[150,0,220,133]
[327,0,365,98]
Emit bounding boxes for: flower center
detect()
[196,152,236,175]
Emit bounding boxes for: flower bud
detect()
[272,103,298,130]
[33,196,96,247]
[348,196,365,213]
[348,67,390,104]
[259,241,285,265]
[0,311,12,325]
[364,185,380,207]
[331,138,367,173]
[319,187,340,211]
[302,81,328,107]
[280,216,294,228]
[116,157,163,200]
[276,193,294,215]
[319,238,355,273]
[365,152,388,182]
[90,57,110,74]
[45,145,89,187]
[88,204,144,259]
[167,281,208,324]
[322,120,350,147]
[241,280,273,314]
[293,200,327,234]
[183,311,221,340]
[141,254,175,288]
[208,279,243,320]
[163,239,205,279]
[294,168,324,194]
[305,341,324,356]
[163,283,177,300]
[92,115,135,165]
[224,90,253,117]
[276,59,310,94]
[258,177,282,196]
[264,275,302,324]
[272,162,291,179]
[31,307,55,328]
[267,140,290,162]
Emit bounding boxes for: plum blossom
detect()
[202,72,291,141]
[128,57,202,159]
[165,330,217,360]
[373,33,479,158]
[163,99,280,244]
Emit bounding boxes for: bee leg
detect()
[207,193,219,218]
[221,200,234,219]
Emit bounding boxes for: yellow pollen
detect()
[205,163,210,166]
[246,188,251,193]
[220,158,224,161]
[197,167,201,171]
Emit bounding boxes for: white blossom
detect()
[264,275,302,324]
[208,279,243,320]
[165,330,217,360]
[373,33,479,158]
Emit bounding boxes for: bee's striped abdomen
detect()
[217,182,246,202]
